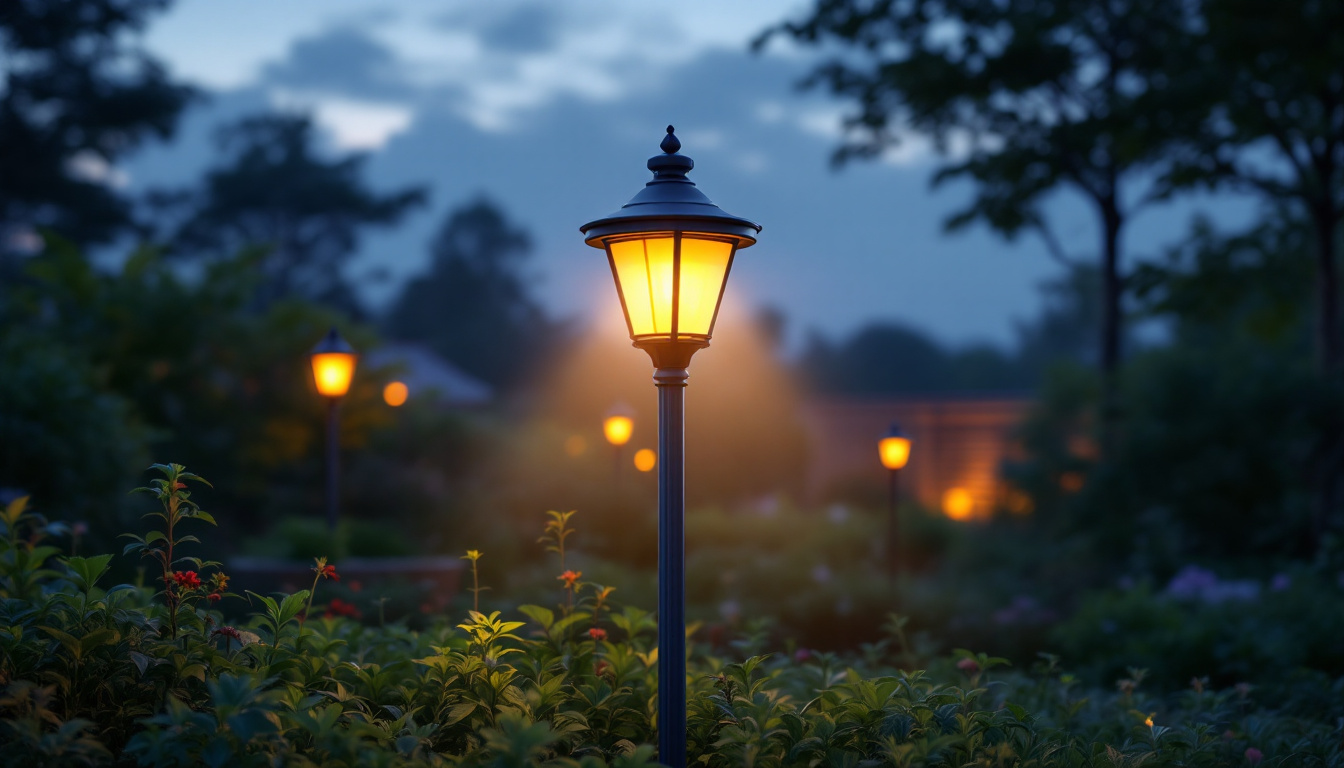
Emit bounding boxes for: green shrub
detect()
[0,466,1340,766]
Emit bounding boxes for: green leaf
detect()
[517,604,554,631]
[62,554,113,592]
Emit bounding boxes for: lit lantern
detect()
[310,329,357,398]
[383,381,409,407]
[582,126,760,369]
[603,403,635,447]
[634,448,657,472]
[878,424,912,471]
[581,125,760,768]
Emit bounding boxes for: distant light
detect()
[943,487,975,520]
[603,415,634,446]
[564,434,588,458]
[383,381,409,407]
[1060,472,1085,492]
[634,448,657,472]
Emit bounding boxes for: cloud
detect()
[262,26,412,100]
[269,90,415,151]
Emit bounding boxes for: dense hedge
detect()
[0,467,1340,766]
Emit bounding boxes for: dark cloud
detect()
[479,4,561,54]
[261,27,412,99]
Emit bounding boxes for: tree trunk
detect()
[1311,198,1341,547]
[1099,200,1124,453]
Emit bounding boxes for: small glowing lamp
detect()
[603,403,636,447]
[943,487,975,520]
[383,381,408,407]
[582,126,760,369]
[634,448,657,472]
[310,328,357,398]
[878,423,912,471]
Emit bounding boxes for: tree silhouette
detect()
[760,0,1206,436]
[168,113,426,307]
[386,198,554,390]
[0,0,193,250]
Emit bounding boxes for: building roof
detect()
[364,343,493,407]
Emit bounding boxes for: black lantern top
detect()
[310,327,355,356]
[580,126,762,246]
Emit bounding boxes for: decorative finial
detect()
[660,125,681,155]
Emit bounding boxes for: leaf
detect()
[517,604,555,631]
[62,554,113,592]
[444,701,477,726]
[2,496,28,526]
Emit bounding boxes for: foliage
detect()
[160,113,428,307]
[0,332,148,534]
[0,470,1340,766]
[0,0,194,249]
[386,197,557,391]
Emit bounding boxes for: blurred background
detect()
[2,0,1341,692]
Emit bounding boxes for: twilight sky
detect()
[125,0,1257,351]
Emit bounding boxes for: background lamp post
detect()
[603,402,636,479]
[879,424,912,585]
[310,328,357,533]
[581,125,760,768]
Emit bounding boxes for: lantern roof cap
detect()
[311,327,356,356]
[883,423,908,440]
[581,125,761,246]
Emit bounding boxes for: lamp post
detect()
[581,126,760,768]
[603,403,636,480]
[310,328,357,533]
[878,424,912,586]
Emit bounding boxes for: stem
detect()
[471,561,480,613]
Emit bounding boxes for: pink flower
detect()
[1245,747,1263,765]
[793,648,813,663]
[212,626,241,641]
[957,657,980,674]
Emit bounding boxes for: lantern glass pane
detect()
[677,237,733,337]
[610,237,674,336]
[312,352,356,397]
[879,436,911,470]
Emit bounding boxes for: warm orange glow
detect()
[383,381,408,407]
[564,435,588,457]
[311,352,356,397]
[633,448,657,472]
[1060,472,1085,492]
[943,487,975,520]
[878,436,912,470]
[603,415,634,446]
[607,234,734,340]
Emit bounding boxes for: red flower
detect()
[324,598,361,619]
[588,627,607,641]
[172,571,202,590]
[212,626,241,641]
[348,579,363,593]
[558,570,581,588]
[318,564,339,581]
[956,657,980,674]
[594,659,612,677]
[206,593,222,604]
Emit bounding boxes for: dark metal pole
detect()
[325,397,340,533]
[654,366,688,768]
[887,468,899,587]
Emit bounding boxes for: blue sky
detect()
[125,0,1257,351]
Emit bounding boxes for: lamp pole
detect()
[878,424,912,588]
[310,328,357,534]
[581,126,760,768]
[326,397,340,532]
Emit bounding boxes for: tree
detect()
[759,0,1206,433]
[386,198,553,390]
[1172,0,1344,376]
[0,0,192,249]
[167,114,426,307]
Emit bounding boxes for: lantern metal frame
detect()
[310,328,357,533]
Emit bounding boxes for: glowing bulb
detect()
[634,448,657,472]
[383,381,408,407]
[311,352,356,397]
[942,487,975,520]
[603,415,634,446]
